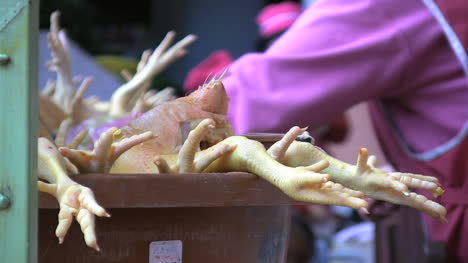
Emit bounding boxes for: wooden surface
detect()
[40,172,302,208]
[40,206,291,263]
[39,172,297,262]
[0,0,38,262]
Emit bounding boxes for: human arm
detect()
[223,0,415,134]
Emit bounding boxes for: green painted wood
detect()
[0,0,39,262]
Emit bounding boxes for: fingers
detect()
[356,148,369,175]
[93,127,118,165]
[153,156,172,173]
[51,183,109,250]
[67,129,89,149]
[63,157,79,175]
[173,34,197,51]
[62,128,155,173]
[120,69,133,82]
[50,11,60,35]
[47,32,62,55]
[59,147,93,172]
[72,75,84,86]
[319,182,368,209]
[354,148,410,194]
[45,58,59,71]
[112,131,156,159]
[142,32,196,80]
[404,193,446,222]
[390,172,439,183]
[73,77,92,103]
[55,118,72,147]
[67,77,93,122]
[321,181,364,197]
[178,119,215,172]
[137,49,152,72]
[389,173,439,191]
[38,181,58,196]
[294,181,368,210]
[42,79,56,96]
[84,96,98,106]
[151,31,176,60]
[371,189,447,222]
[145,87,176,107]
[70,78,92,111]
[163,34,197,63]
[289,171,329,187]
[405,193,447,222]
[79,188,110,218]
[267,126,304,161]
[368,155,377,167]
[388,178,410,194]
[76,209,100,251]
[303,160,329,173]
[194,144,237,172]
[144,89,157,100]
[47,12,71,75]
[54,183,109,251]
[55,205,76,244]
[364,175,409,195]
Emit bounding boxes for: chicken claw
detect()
[352,148,446,222]
[150,121,367,209]
[59,127,156,173]
[46,11,75,110]
[38,138,109,250]
[153,119,237,173]
[198,133,368,209]
[277,129,447,222]
[277,161,367,209]
[109,31,197,116]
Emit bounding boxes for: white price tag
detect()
[149,240,183,263]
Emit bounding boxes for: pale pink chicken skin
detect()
[111,78,233,173]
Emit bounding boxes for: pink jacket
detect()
[223,0,467,153]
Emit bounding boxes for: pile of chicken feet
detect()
[38,11,447,251]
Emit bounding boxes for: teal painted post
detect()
[0,0,39,262]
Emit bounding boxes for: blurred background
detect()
[39,0,265,97]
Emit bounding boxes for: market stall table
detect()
[39,170,299,262]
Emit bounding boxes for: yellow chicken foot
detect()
[109,31,197,117]
[273,126,447,222]
[201,135,367,209]
[46,11,75,110]
[59,127,156,173]
[267,126,307,160]
[149,120,366,209]
[54,118,88,148]
[153,119,237,173]
[38,138,110,250]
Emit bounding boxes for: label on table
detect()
[149,240,183,263]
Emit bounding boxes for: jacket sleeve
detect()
[223,0,414,135]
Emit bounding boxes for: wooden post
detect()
[0,0,39,262]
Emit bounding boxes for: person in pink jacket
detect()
[221,0,468,262]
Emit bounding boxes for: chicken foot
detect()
[271,126,447,222]
[38,137,110,251]
[151,119,368,209]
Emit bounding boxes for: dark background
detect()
[39,0,275,88]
